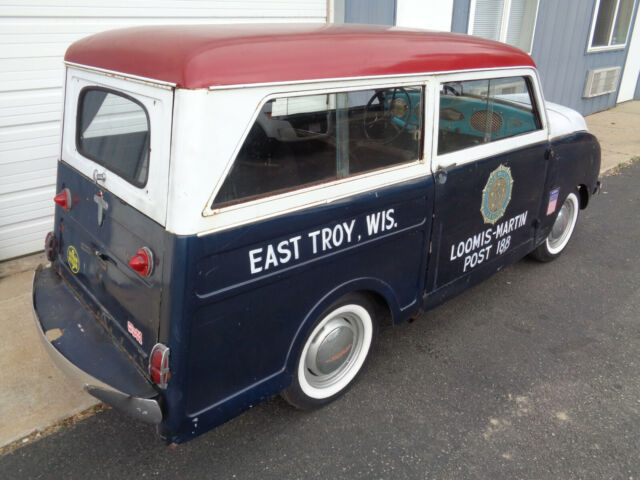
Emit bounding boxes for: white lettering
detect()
[465,237,473,253]
[277,240,291,264]
[290,235,301,259]
[463,245,492,272]
[366,212,381,235]
[332,225,344,247]
[321,228,333,251]
[264,244,278,270]
[343,220,355,243]
[385,209,395,230]
[249,248,263,274]
[308,230,320,254]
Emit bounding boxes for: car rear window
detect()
[77,88,150,187]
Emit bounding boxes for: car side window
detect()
[212,86,423,208]
[438,76,541,155]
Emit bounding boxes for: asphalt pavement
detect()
[1,163,638,478]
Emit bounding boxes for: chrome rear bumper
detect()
[32,264,162,424]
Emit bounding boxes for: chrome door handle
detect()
[93,169,106,183]
[435,163,457,184]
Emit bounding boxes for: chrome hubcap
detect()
[303,313,364,389]
[548,199,574,249]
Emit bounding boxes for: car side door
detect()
[425,70,549,300]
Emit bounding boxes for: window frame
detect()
[587,0,637,52]
[63,67,174,226]
[76,86,151,188]
[431,68,548,171]
[467,0,541,55]
[206,79,430,220]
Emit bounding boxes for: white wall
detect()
[395,0,454,31]
[0,0,327,261]
[618,4,640,103]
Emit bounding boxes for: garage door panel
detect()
[0,122,59,140]
[0,168,57,195]
[0,136,59,155]
[0,217,53,244]
[0,204,54,228]
[1,158,58,177]
[0,238,46,260]
[0,186,57,208]
[0,0,327,260]
[1,144,58,164]
[2,2,326,18]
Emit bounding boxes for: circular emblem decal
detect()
[481,164,513,224]
[67,245,80,274]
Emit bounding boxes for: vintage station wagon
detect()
[33,24,601,444]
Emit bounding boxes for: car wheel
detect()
[282,293,377,410]
[531,191,580,262]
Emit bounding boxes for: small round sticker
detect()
[67,245,80,274]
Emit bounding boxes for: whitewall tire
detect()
[531,191,580,262]
[282,293,377,409]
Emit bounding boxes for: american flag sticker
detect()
[547,188,560,215]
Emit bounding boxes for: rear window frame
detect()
[75,86,151,188]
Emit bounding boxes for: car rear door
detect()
[56,67,173,364]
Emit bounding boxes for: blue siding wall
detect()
[452,0,471,33]
[533,0,634,115]
[345,0,396,25]
[635,73,640,99]
[451,0,638,115]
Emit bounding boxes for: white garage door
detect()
[0,0,327,261]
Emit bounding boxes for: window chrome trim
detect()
[198,161,430,237]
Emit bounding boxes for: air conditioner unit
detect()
[583,67,621,98]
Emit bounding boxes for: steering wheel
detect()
[443,84,462,96]
[363,87,412,143]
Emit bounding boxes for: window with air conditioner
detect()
[468,0,540,54]
[583,67,622,97]
[588,0,636,51]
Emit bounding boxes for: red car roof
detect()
[65,23,536,89]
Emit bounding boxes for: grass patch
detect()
[605,156,639,176]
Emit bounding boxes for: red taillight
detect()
[44,232,58,261]
[149,343,170,389]
[129,247,154,277]
[53,188,72,210]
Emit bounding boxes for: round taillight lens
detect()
[44,232,57,261]
[149,343,170,389]
[53,188,72,210]
[129,247,154,277]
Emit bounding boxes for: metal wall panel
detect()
[0,0,327,260]
[531,0,637,115]
[451,0,471,33]
[345,0,396,25]
[451,0,639,115]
